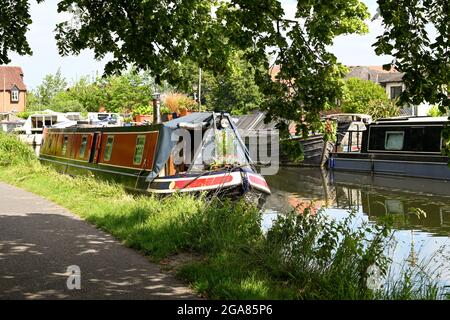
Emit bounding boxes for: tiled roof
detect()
[0,66,27,91]
[346,65,404,83]
[377,72,404,83]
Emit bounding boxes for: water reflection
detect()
[263,167,450,288]
[264,167,450,235]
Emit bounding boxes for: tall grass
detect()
[0,131,448,299]
[0,132,36,166]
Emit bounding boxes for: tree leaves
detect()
[374,0,449,110]
[52,0,370,134]
[0,0,33,64]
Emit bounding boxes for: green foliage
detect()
[53,0,369,126]
[427,105,446,117]
[28,68,161,114]
[0,132,36,166]
[15,111,33,119]
[0,136,447,299]
[25,92,45,112]
[178,53,263,114]
[320,120,338,142]
[131,105,153,116]
[367,99,400,120]
[280,139,304,163]
[48,90,86,113]
[261,209,392,299]
[34,68,68,106]
[341,78,390,114]
[0,0,35,64]
[374,0,449,111]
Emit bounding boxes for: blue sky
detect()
[7,0,390,90]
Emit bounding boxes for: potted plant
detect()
[164,93,197,117]
[132,105,153,123]
[160,105,172,122]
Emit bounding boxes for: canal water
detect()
[262,166,450,290]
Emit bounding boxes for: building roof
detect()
[0,66,27,91]
[377,72,404,83]
[346,65,404,84]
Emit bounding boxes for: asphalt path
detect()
[0,182,197,300]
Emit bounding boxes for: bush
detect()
[0,132,36,166]
[427,105,446,117]
[164,93,197,113]
[15,111,33,119]
[367,99,400,120]
[341,78,390,114]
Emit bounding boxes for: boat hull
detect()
[329,152,450,181]
[39,154,270,204]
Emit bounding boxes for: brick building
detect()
[0,66,27,113]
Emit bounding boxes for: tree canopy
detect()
[374,0,449,111]
[341,78,390,114]
[27,68,159,113]
[52,0,370,131]
[0,0,33,64]
[1,1,448,130]
[178,53,264,115]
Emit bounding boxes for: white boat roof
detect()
[375,116,449,124]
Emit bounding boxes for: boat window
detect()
[79,135,88,159]
[104,136,114,161]
[62,135,69,155]
[385,131,404,150]
[133,135,146,165]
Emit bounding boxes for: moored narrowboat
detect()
[39,112,270,204]
[329,116,450,180]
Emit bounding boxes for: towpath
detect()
[0,182,197,299]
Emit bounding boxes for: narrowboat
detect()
[329,116,450,180]
[39,112,271,204]
[286,113,371,166]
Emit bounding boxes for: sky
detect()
[7,0,391,90]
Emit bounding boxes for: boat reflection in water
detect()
[263,167,450,286]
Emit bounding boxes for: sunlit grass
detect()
[0,131,448,300]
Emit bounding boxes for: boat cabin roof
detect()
[373,116,449,125]
[323,113,372,122]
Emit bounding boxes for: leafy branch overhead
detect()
[1,1,448,130]
[53,0,370,129]
[0,0,33,64]
[374,0,449,110]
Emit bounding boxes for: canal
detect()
[262,166,450,289]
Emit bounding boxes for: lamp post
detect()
[198,67,202,112]
[192,83,198,103]
[152,92,161,124]
[191,67,202,112]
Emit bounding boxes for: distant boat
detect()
[329,116,450,180]
[287,113,372,166]
[234,111,372,167]
[39,112,270,204]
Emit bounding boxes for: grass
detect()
[0,131,448,299]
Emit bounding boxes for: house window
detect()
[385,131,404,150]
[62,135,69,155]
[133,135,146,165]
[104,136,114,161]
[79,135,88,159]
[390,86,403,99]
[11,89,19,102]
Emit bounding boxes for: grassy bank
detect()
[0,132,447,299]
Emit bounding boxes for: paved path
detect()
[0,182,197,299]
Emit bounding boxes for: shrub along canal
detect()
[263,166,450,289]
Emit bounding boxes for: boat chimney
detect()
[152,92,161,124]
